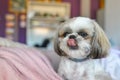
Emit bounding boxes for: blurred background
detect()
[0,0,120,50]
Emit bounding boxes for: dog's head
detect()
[54,17,110,59]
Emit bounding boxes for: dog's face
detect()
[54,17,110,59]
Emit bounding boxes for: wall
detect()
[63,0,80,17]
[105,0,120,47]
[91,0,99,19]
[0,0,8,37]
[81,0,91,18]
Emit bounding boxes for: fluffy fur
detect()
[54,17,112,80]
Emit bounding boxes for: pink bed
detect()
[0,47,62,80]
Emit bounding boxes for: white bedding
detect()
[100,48,120,80]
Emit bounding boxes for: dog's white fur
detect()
[54,17,112,80]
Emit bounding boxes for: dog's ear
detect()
[89,20,110,59]
[54,27,66,56]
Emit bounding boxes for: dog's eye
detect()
[78,32,88,37]
[63,32,70,37]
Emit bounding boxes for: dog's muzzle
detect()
[67,35,78,49]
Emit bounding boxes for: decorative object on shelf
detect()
[38,0,62,2]
[20,14,26,28]
[5,14,17,41]
[99,0,104,9]
[28,1,70,19]
[9,0,27,13]
[20,21,26,28]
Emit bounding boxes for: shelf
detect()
[29,17,62,29]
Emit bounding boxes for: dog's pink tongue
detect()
[67,39,77,46]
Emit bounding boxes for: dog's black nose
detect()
[69,35,76,39]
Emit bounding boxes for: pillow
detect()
[0,47,62,80]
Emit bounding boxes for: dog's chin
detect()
[60,45,90,59]
[67,44,79,50]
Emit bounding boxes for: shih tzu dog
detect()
[54,17,112,80]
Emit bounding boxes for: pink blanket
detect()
[0,47,62,80]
